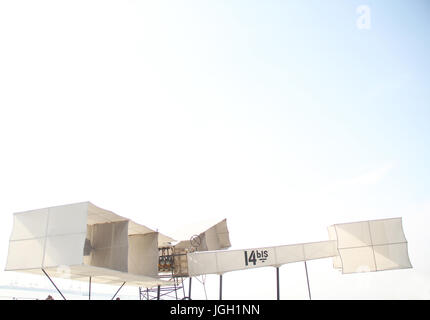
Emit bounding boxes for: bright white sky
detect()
[0,0,429,299]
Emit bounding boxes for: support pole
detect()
[219,274,223,300]
[111,281,126,300]
[157,285,161,300]
[276,267,280,300]
[188,277,192,299]
[89,276,91,300]
[173,276,178,300]
[181,277,186,298]
[304,261,312,300]
[146,288,149,300]
[41,269,66,300]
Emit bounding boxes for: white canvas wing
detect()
[5,202,173,287]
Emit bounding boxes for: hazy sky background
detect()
[0,0,429,299]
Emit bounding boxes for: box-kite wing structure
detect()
[5,202,176,287]
[328,218,412,273]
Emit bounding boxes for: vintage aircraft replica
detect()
[4,202,412,300]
